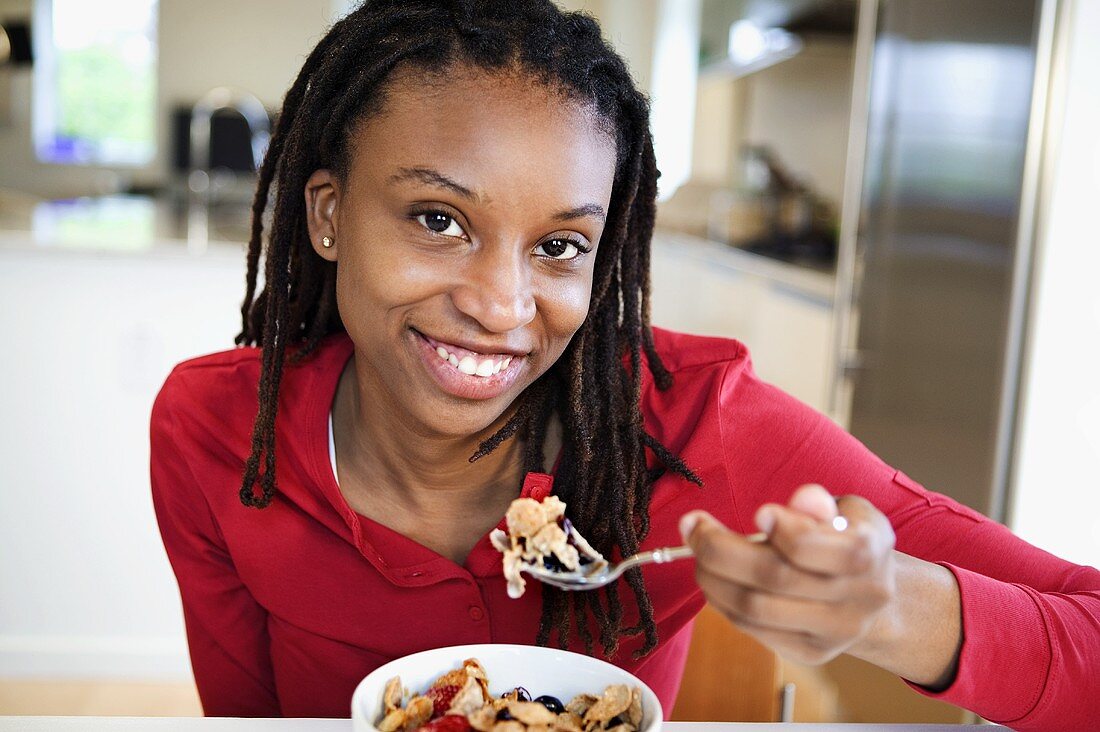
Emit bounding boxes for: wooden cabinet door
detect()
[670,605,782,722]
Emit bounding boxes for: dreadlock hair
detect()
[236,0,702,660]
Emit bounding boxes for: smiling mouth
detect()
[415,331,521,379]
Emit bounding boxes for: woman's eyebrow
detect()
[552,203,606,224]
[388,166,478,201]
[388,166,606,224]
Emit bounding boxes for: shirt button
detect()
[468,605,485,621]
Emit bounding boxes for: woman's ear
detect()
[305,169,340,262]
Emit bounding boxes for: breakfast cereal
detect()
[489,496,607,598]
[379,658,643,732]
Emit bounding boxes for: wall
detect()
[742,38,853,209]
[672,37,854,236]
[691,72,743,186]
[1009,0,1100,566]
[0,0,341,198]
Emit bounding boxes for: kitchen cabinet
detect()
[0,235,245,679]
[650,230,834,414]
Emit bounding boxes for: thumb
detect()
[679,510,721,547]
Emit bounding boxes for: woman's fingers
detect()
[785,484,838,523]
[681,492,899,667]
[758,494,896,577]
[681,510,850,601]
[681,496,897,600]
[716,618,850,667]
[696,564,884,637]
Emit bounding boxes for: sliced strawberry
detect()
[414,715,472,732]
[425,684,463,718]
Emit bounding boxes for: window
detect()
[33,0,158,166]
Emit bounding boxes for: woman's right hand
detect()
[679,485,897,666]
[679,484,961,688]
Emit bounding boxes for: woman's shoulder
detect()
[157,344,264,409]
[641,326,818,436]
[153,332,352,427]
[648,326,751,374]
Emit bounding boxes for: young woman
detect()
[150,1,1099,728]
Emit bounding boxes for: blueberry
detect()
[534,695,565,714]
[496,709,514,721]
[543,555,567,573]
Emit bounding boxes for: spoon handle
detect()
[621,532,766,575]
[611,545,694,579]
[648,545,695,564]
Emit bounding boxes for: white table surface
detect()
[0,720,1001,731]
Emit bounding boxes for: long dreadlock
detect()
[235,0,701,660]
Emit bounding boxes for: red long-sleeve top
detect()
[150,328,1100,729]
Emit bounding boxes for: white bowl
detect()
[351,643,662,732]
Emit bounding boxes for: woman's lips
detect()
[411,330,526,400]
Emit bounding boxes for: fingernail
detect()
[755,507,776,535]
[679,512,702,542]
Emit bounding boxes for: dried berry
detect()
[427,684,464,718]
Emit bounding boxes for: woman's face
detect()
[306,66,618,439]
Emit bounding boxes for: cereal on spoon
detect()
[489,496,608,599]
[379,658,644,732]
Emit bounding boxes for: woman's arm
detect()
[700,364,1100,731]
[681,489,963,687]
[682,479,1100,731]
[150,382,280,717]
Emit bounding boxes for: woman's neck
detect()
[332,353,529,511]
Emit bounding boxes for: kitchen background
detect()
[1,0,1097,724]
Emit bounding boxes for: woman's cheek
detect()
[552,276,595,333]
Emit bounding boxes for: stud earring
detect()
[321,236,334,248]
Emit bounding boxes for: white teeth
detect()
[431,339,518,378]
[457,355,478,375]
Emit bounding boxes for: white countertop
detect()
[652,229,834,303]
[0,721,1000,732]
[0,193,248,259]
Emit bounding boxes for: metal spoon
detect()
[524,531,768,591]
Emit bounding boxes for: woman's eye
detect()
[416,212,466,238]
[535,238,584,260]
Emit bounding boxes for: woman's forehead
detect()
[345,66,618,208]
[359,64,613,149]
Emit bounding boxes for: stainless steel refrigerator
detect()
[831,0,1057,520]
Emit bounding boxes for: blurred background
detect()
[1,0,1097,724]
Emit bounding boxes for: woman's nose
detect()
[450,246,537,333]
